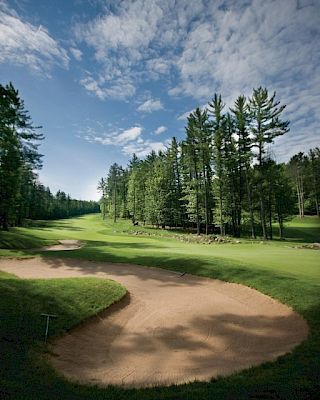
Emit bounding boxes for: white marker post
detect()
[41,313,57,343]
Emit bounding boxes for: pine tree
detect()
[287,153,307,218]
[208,94,226,236]
[0,83,43,229]
[182,108,211,234]
[249,87,289,239]
[308,148,320,217]
[231,95,256,238]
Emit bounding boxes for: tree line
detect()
[99,87,319,239]
[0,83,99,230]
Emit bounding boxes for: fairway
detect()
[0,214,319,399]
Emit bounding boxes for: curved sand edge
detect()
[40,239,84,251]
[0,257,308,388]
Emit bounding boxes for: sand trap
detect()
[40,240,84,251]
[0,257,308,388]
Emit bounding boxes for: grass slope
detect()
[0,214,319,399]
[0,271,126,400]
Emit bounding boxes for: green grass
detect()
[0,271,126,400]
[0,214,319,399]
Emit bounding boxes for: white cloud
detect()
[74,0,206,100]
[137,98,163,113]
[70,46,82,61]
[168,0,320,158]
[81,122,169,158]
[87,126,143,146]
[154,126,167,134]
[122,139,170,158]
[146,57,172,78]
[74,1,164,62]
[80,75,135,100]
[0,4,69,74]
[74,0,319,155]
[116,126,142,143]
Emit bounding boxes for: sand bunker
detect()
[0,257,308,388]
[40,240,84,251]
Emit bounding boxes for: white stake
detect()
[41,313,57,343]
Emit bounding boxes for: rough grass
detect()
[0,271,126,400]
[0,214,319,399]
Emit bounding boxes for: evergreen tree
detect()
[182,108,211,234]
[249,87,289,239]
[0,83,43,229]
[208,94,226,236]
[231,95,256,238]
[308,148,320,217]
[97,178,107,219]
[287,152,307,218]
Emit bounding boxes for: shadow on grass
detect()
[0,264,319,400]
[0,274,125,399]
[0,230,55,250]
[27,220,85,232]
[280,226,320,243]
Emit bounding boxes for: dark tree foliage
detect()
[98,87,314,239]
[0,83,99,229]
[286,148,320,217]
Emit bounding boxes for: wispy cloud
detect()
[137,98,163,113]
[80,74,135,100]
[70,47,82,61]
[74,0,204,100]
[0,3,69,75]
[122,139,170,158]
[81,123,169,157]
[170,0,320,162]
[154,126,167,134]
[84,126,142,146]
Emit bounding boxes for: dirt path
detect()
[0,257,308,388]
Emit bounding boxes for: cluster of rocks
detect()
[129,230,240,245]
[300,243,320,250]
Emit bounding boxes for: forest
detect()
[99,88,320,239]
[0,83,99,230]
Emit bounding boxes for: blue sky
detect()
[0,0,319,200]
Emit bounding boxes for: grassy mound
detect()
[0,271,126,400]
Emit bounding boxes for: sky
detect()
[0,0,319,201]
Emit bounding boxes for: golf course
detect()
[1,0,320,398]
[0,214,319,399]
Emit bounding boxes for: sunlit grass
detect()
[0,214,319,399]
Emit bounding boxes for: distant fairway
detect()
[0,214,319,399]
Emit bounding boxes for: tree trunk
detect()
[296,182,302,218]
[113,186,117,223]
[219,184,224,236]
[311,164,320,217]
[203,165,209,235]
[268,179,273,240]
[258,143,267,239]
[245,168,255,239]
[269,201,273,240]
[192,148,200,235]
[278,215,284,239]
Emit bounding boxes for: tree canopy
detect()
[99,87,318,239]
[0,82,99,230]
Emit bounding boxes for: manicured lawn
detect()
[0,214,319,399]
